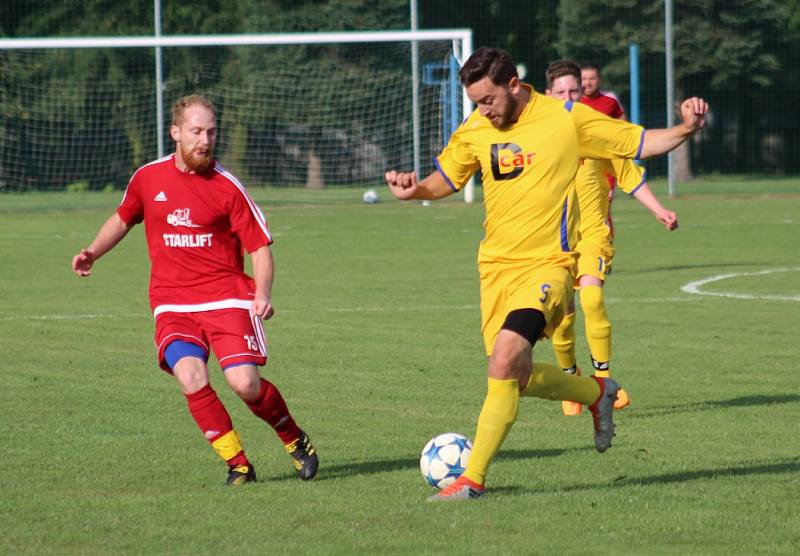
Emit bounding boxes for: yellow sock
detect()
[210,429,245,462]
[462,378,519,486]
[551,311,577,370]
[580,285,611,372]
[521,362,600,403]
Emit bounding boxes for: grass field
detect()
[1,178,799,555]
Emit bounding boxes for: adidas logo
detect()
[154,191,167,202]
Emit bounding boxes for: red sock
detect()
[226,452,249,468]
[185,384,249,467]
[246,379,302,444]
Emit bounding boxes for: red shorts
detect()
[154,308,268,372]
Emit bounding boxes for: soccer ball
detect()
[419,432,472,490]
[362,189,379,204]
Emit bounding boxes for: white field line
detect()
[0,306,480,321]
[681,267,800,301]
[0,313,118,321]
[0,297,718,322]
[5,270,798,323]
[604,296,696,304]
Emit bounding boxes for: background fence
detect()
[0,36,467,191]
[2,0,799,191]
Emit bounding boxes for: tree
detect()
[1,0,413,189]
[233,0,410,187]
[557,0,790,177]
[421,0,560,88]
[1,0,157,189]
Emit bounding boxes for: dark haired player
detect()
[385,48,706,501]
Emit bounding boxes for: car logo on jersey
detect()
[167,208,200,228]
[163,208,210,247]
[490,142,535,181]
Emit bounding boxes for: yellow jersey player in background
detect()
[544,60,679,416]
[385,47,707,501]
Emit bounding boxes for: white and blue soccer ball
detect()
[419,432,472,490]
[362,189,379,204]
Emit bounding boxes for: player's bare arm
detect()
[250,244,275,320]
[639,97,708,159]
[71,212,131,276]
[631,185,678,230]
[384,170,454,201]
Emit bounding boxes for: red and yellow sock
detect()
[185,384,248,467]
[246,378,302,444]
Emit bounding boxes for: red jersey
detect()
[117,155,272,316]
[581,92,625,120]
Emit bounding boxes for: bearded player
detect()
[385,48,706,500]
[72,95,318,485]
[581,62,628,237]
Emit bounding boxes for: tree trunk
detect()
[226,121,251,186]
[738,93,760,173]
[674,140,693,182]
[306,151,324,189]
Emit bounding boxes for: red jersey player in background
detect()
[545,60,678,418]
[72,95,318,486]
[580,63,626,119]
[580,62,626,236]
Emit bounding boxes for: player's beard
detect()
[492,92,519,129]
[181,143,214,173]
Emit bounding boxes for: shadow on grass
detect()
[628,393,800,418]
[491,457,800,496]
[608,458,800,488]
[264,447,569,482]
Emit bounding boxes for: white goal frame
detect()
[0,29,476,202]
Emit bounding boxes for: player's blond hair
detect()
[171,94,216,126]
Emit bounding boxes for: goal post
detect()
[0,30,474,200]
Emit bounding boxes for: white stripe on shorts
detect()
[250,312,268,357]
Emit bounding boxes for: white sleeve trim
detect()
[213,163,272,243]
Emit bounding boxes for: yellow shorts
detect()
[575,240,614,283]
[479,263,574,356]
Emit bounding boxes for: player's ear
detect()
[169,124,180,142]
[508,76,520,92]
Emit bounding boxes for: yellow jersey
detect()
[575,158,646,244]
[435,86,644,268]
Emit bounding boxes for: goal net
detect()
[0,31,471,192]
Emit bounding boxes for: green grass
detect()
[1,179,799,555]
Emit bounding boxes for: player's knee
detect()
[488,348,530,381]
[224,364,261,402]
[166,341,210,391]
[580,292,603,314]
[581,286,606,315]
[175,373,209,395]
[501,308,546,347]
